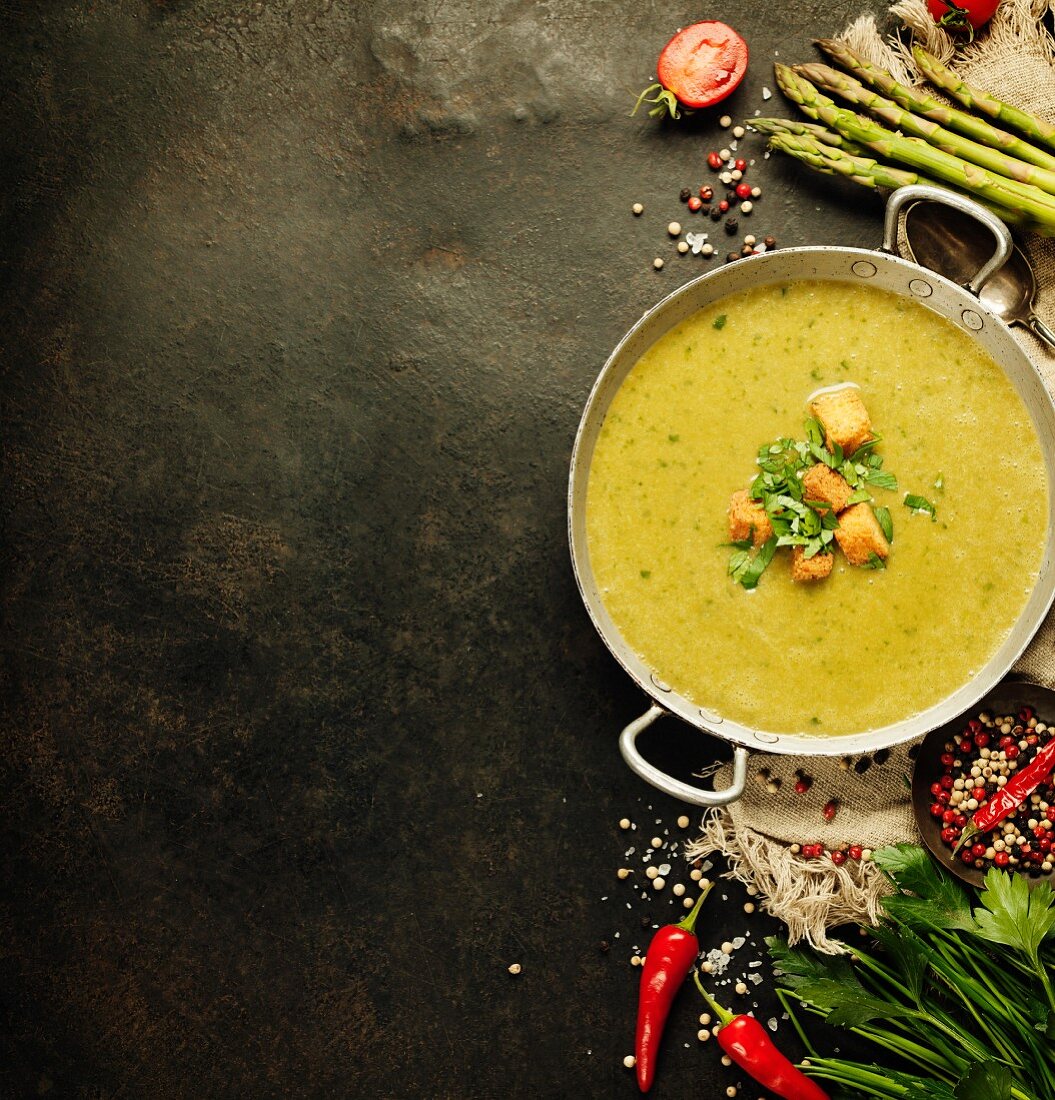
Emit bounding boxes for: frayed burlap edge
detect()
[685,813,892,955]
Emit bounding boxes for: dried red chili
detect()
[634,882,712,1092]
[956,736,1055,853]
[693,973,830,1100]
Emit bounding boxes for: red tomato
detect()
[926,0,1000,32]
[656,22,748,110]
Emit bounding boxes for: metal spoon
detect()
[904,200,1055,352]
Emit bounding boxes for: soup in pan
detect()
[585,280,1049,736]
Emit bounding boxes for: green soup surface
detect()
[585,280,1048,735]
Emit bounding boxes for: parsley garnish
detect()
[904,493,937,520]
[713,314,727,330]
[874,505,894,543]
[861,551,886,570]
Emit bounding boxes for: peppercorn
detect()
[699,185,713,201]
[700,204,711,217]
[717,199,730,213]
[725,251,739,263]
[849,844,863,859]
[707,151,723,170]
[725,218,738,235]
[687,196,703,213]
[763,236,776,248]
[822,799,839,821]
[710,207,722,222]
[734,158,746,172]
[854,757,872,774]
[739,200,752,215]
[735,182,752,200]
[741,246,754,257]
[831,850,847,866]
[680,188,692,202]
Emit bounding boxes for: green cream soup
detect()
[586,280,1048,735]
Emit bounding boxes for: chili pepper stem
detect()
[950,820,979,856]
[692,968,735,1027]
[675,879,714,935]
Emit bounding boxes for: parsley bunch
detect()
[768,845,1055,1099]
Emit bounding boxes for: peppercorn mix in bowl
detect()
[912,680,1055,887]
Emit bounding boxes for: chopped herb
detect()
[861,552,886,570]
[849,434,882,460]
[875,505,894,543]
[713,314,727,330]
[864,469,898,492]
[904,493,937,520]
[668,433,680,442]
[729,536,777,589]
[845,488,871,506]
[640,569,651,578]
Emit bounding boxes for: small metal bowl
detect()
[912,679,1055,888]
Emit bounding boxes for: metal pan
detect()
[568,186,1055,807]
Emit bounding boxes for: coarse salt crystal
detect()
[658,864,671,876]
[762,86,772,100]
[767,1018,778,1031]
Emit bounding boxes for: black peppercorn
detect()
[724,217,738,235]
[679,188,692,202]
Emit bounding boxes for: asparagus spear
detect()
[815,38,1055,174]
[914,44,1055,154]
[774,64,1055,233]
[795,62,1055,196]
[767,131,1038,228]
[749,116,868,156]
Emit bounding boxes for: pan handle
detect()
[881,184,1013,295]
[619,705,750,807]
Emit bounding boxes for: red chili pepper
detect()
[693,973,830,1100]
[634,882,712,1092]
[955,736,1055,854]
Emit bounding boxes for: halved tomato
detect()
[656,21,748,110]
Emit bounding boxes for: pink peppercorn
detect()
[687,196,703,212]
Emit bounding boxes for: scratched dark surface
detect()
[1,2,887,1097]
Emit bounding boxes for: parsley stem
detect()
[775,988,817,1058]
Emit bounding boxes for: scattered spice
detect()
[508,962,522,975]
[931,706,1055,873]
[653,257,664,270]
[667,221,682,237]
[632,203,644,216]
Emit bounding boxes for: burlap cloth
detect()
[687,0,1055,952]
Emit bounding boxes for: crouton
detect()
[834,503,890,566]
[790,546,834,583]
[728,489,773,547]
[810,387,873,456]
[801,463,853,514]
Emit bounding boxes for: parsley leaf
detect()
[845,488,871,506]
[873,844,977,933]
[861,551,886,570]
[905,493,937,520]
[973,871,1055,969]
[713,314,727,330]
[875,505,894,543]
[953,1060,1013,1100]
[737,536,777,590]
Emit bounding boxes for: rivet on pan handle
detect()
[881,183,1012,296]
[619,705,750,807]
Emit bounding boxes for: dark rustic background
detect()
[2,2,885,1096]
